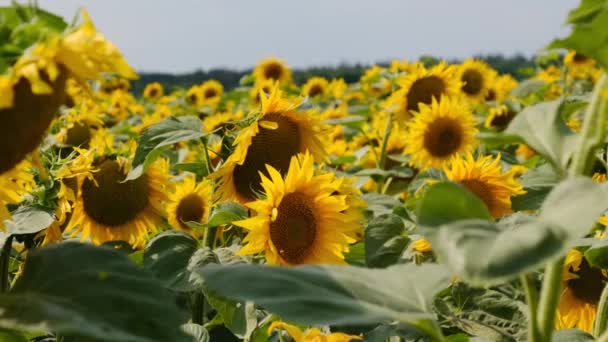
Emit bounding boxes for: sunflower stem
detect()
[536,257,564,342]
[598,329,608,342]
[200,137,213,177]
[520,274,540,342]
[377,112,394,193]
[191,291,205,325]
[0,235,14,293]
[594,282,608,337]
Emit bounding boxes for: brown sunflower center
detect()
[263,63,284,81]
[204,88,218,99]
[307,84,324,98]
[461,69,484,96]
[406,76,446,112]
[188,93,199,104]
[485,89,496,101]
[460,179,494,213]
[573,53,590,64]
[82,159,150,227]
[0,67,67,174]
[490,110,517,130]
[176,193,205,229]
[148,88,159,98]
[233,113,301,200]
[65,123,92,148]
[568,257,607,305]
[269,192,317,264]
[423,117,464,157]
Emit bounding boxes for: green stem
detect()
[377,113,394,192]
[594,282,608,337]
[0,235,14,293]
[191,291,205,325]
[203,226,218,250]
[200,137,213,177]
[521,274,540,342]
[598,329,608,342]
[536,258,564,342]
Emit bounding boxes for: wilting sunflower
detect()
[235,153,362,265]
[302,77,329,98]
[253,57,292,85]
[143,82,164,100]
[556,249,608,333]
[388,62,461,122]
[457,59,496,102]
[484,104,518,130]
[167,175,213,237]
[404,96,477,170]
[269,321,361,342]
[214,86,326,204]
[444,153,525,218]
[199,80,224,106]
[67,157,171,247]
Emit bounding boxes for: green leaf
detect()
[0,329,27,342]
[204,292,256,339]
[323,115,367,126]
[552,329,595,341]
[505,100,578,172]
[416,182,492,228]
[0,206,54,248]
[584,239,608,268]
[173,162,209,178]
[0,242,190,342]
[143,230,198,292]
[197,263,451,326]
[206,202,248,228]
[509,79,548,98]
[181,324,209,342]
[565,0,608,24]
[361,193,403,217]
[475,132,523,149]
[125,116,206,181]
[365,214,409,268]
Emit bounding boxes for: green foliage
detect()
[364,213,409,267]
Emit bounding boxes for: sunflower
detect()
[484,104,518,130]
[411,238,433,253]
[302,77,329,98]
[0,161,35,228]
[535,65,561,84]
[556,249,608,333]
[328,78,347,100]
[360,65,392,97]
[143,82,164,100]
[234,153,362,265]
[186,85,203,107]
[167,175,213,238]
[269,321,361,342]
[199,80,223,106]
[485,74,518,102]
[253,57,292,85]
[214,86,326,204]
[444,153,525,218]
[388,62,461,122]
[457,59,496,102]
[404,96,477,170]
[249,79,276,106]
[564,51,596,73]
[66,157,171,247]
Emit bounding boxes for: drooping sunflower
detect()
[234,153,362,265]
[167,175,213,238]
[484,104,518,130]
[404,96,477,170]
[67,157,171,247]
[269,321,361,342]
[388,62,461,122]
[444,153,526,218]
[214,86,326,204]
[253,57,292,85]
[302,77,329,99]
[556,249,608,333]
[457,59,496,103]
[143,82,164,100]
[199,80,224,106]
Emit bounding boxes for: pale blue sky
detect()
[33,0,578,73]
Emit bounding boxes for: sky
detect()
[32,0,579,73]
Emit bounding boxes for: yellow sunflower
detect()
[388,62,461,122]
[167,175,213,238]
[564,51,596,73]
[486,74,518,102]
[411,238,433,253]
[186,85,203,107]
[269,322,361,342]
[484,104,518,130]
[444,153,526,218]
[0,161,35,228]
[556,249,608,333]
[249,79,277,106]
[234,153,362,265]
[535,65,561,84]
[214,86,326,204]
[66,157,171,248]
[143,82,164,100]
[253,57,292,85]
[199,79,223,106]
[302,77,329,99]
[457,59,496,102]
[404,96,477,170]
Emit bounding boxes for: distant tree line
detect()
[129,54,537,96]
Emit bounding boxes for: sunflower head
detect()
[186,85,203,107]
[234,153,362,265]
[269,321,362,342]
[167,175,213,237]
[484,104,518,130]
[444,153,526,218]
[302,77,329,99]
[403,96,477,170]
[457,59,496,102]
[485,74,518,102]
[557,249,608,333]
[200,80,224,105]
[564,51,596,71]
[143,82,164,100]
[253,57,292,85]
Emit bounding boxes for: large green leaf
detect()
[417,178,608,286]
[505,100,578,172]
[1,205,54,248]
[0,242,190,342]
[364,214,409,268]
[197,263,451,326]
[125,116,206,181]
[552,329,594,342]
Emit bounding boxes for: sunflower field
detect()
[2,1,608,342]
